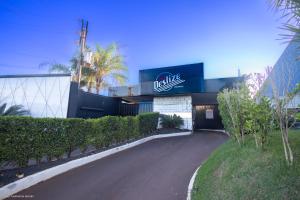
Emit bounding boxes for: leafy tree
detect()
[245,97,274,149]
[296,106,300,121]
[0,103,30,116]
[246,72,267,98]
[264,65,300,165]
[217,83,252,145]
[218,79,274,149]
[40,56,78,74]
[43,43,127,94]
[83,43,128,93]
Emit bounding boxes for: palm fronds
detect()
[83,43,128,93]
[39,43,127,94]
[0,103,30,116]
[270,0,300,41]
[48,64,71,73]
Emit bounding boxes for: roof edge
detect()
[0,73,71,78]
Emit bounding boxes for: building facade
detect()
[0,63,241,131]
[109,63,242,130]
[0,74,71,118]
[260,41,300,109]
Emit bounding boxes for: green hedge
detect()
[0,112,159,168]
[137,112,159,135]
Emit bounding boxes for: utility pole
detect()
[77,19,88,88]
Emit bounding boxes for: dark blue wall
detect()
[67,82,120,118]
[139,63,204,95]
[204,77,244,93]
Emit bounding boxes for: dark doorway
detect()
[193,105,223,130]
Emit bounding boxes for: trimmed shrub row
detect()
[138,112,159,135]
[0,112,159,168]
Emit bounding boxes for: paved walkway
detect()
[9,132,227,200]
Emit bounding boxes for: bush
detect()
[121,116,139,141]
[87,118,105,149]
[0,117,34,167]
[244,97,273,148]
[101,116,122,146]
[160,114,184,128]
[217,84,252,145]
[0,112,159,169]
[64,118,89,157]
[217,83,274,148]
[137,112,159,135]
[40,118,67,161]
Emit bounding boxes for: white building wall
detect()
[153,96,193,130]
[0,75,71,118]
[270,93,300,109]
[287,93,300,109]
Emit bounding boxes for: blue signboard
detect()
[139,63,204,95]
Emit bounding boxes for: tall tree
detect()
[48,57,78,74]
[42,43,127,93]
[264,65,300,165]
[83,43,128,93]
[42,47,92,81]
[268,1,300,165]
[40,55,79,80]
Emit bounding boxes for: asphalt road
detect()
[9,132,227,200]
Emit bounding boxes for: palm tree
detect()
[40,56,78,76]
[48,58,77,74]
[83,43,128,93]
[0,103,30,116]
[81,66,96,91]
[41,43,127,93]
[270,0,300,41]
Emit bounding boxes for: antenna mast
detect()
[77,19,88,88]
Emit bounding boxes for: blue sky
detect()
[0,0,287,84]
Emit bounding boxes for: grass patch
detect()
[192,130,300,200]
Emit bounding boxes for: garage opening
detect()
[193,105,223,130]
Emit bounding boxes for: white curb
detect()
[196,129,230,136]
[186,165,201,200]
[0,131,191,200]
[196,129,225,133]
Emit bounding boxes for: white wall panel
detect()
[0,75,71,118]
[287,93,300,109]
[153,96,192,130]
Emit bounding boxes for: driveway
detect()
[9,131,227,200]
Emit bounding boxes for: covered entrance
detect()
[192,93,224,130]
[193,105,223,130]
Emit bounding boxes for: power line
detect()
[0,5,56,23]
[0,50,55,60]
[3,21,76,35]
[0,4,83,36]
[0,63,31,68]
[77,19,88,88]
[0,63,40,69]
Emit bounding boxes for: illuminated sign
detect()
[153,72,185,92]
[139,63,204,95]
